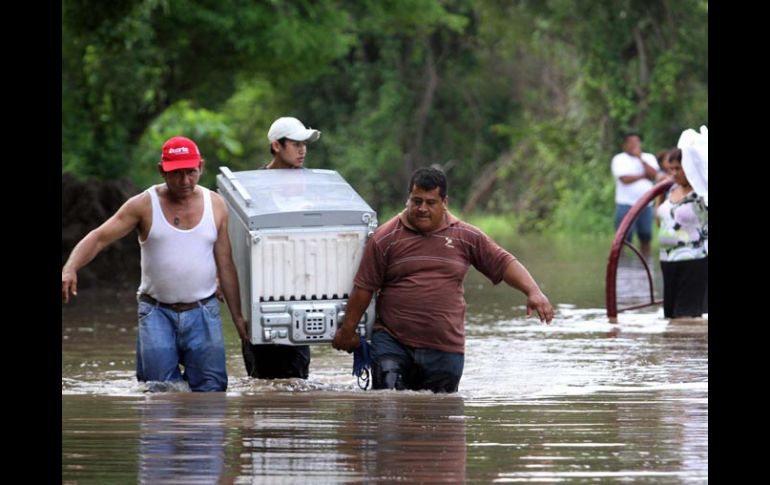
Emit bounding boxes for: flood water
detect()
[62,235,708,483]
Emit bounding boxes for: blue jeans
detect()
[136,297,227,392]
[371,330,464,393]
[615,204,654,243]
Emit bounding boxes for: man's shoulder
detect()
[611,152,631,163]
[641,152,658,163]
[368,215,413,248]
[372,215,402,240]
[611,153,638,175]
[127,188,151,208]
[445,218,486,240]
[116,188,152,221]
[205,188,228,225]
[208,188,225,205]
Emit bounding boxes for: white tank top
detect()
[138,185,218,303]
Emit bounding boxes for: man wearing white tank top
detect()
[62,136,248,392]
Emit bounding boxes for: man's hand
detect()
[233,316,249,342]
[502,260,555,325]
[331,286,373,351]
[526,289,555,324]
[332,325,361,352]
[643,162,658,180]
[62,269,78,304]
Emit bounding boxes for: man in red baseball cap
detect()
[62,136,249,392]
[160,135,203,171]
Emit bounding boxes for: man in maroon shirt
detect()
[332,167,554,393]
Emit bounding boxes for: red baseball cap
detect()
[161,136,202,171]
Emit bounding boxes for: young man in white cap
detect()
[264,116,321,169]
[62,136,249,392]
[241,117,322,379]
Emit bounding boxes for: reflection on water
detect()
[614,251,664,307]
[62,235,707,482]
[138,394,227,484]
[63,388,707,483]
[234,393,467,483]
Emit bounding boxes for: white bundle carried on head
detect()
[677,125,708,207]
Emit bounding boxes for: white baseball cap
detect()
[267,117,321,143]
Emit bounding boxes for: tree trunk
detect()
[403,40,439,181]
[462,140,532,214]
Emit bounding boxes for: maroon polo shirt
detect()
[354,210,516,353]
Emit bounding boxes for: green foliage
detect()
[219,78,283,170]
[63,0,707,235]
[133,101,242,189]
[464,212,521,242]
[62,0,354,181]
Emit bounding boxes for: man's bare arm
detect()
[61,195,145,303]
[619,157,657,184]
[212,194,249,341]
[502,260,554,324]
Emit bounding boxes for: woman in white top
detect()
[656,148,708,319]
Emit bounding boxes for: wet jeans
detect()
[371,330,464,393]
[136,297,227,392]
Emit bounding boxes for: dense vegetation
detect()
[63,0,707,235]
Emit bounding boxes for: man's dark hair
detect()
[622,132,643,142]
[409,167,447,199]
[668,148,682,163]
[269,138,288,155]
